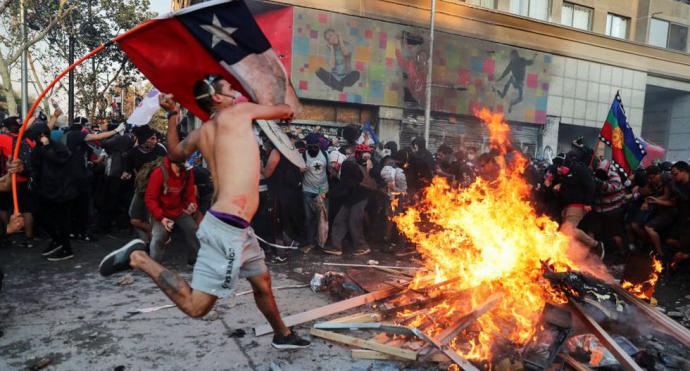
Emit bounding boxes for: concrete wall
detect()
[546,56,646,133]
[667,94,690,161]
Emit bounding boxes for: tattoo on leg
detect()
[159,270,182,295]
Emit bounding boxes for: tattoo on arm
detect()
[159,269,182,295]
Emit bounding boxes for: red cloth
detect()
[144,157,196,221]
[0,133,36,183]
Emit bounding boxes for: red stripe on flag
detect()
[600,121,613,142]
[117,18,245,121]
[256,7,293,78]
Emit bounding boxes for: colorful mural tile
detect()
[291,8,552,124]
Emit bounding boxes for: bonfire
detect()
[393,108,578,361]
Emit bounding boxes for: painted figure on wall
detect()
[395,31,428,107]
[495,49,537,113]
[315,28,360,91]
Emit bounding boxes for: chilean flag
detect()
[116,0,300,121]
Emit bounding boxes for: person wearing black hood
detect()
[407,137,435,196]
[31,126,79,261]
[549,151,604,257]
[96,121,135,232]
[63,116,124,241]
[124,125,167,242]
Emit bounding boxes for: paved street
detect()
[1,232,689,370]
[0,232,417,371]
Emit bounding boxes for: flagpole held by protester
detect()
[593,91,647,177]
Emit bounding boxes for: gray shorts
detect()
[191,212,267,298]
[128,193,150,221]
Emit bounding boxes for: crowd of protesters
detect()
[0,110,688,279]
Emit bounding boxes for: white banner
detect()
[127,87,160,127]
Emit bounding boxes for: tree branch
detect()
[7,3,78,65]
[0,0,12,17]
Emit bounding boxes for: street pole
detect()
[68,34,75,124]
[423,0,436,146]
[20,0,28,118]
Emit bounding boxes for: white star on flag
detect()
[201,14,237,48]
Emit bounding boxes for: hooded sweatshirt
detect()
[594,160,625,213]
[144,157,196,221]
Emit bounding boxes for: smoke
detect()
[565,239,614,283]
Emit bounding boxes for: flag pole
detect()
[10,19,155,215]
[589,91,621,169]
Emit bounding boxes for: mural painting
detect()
[291,8,552,124]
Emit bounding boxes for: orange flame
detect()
[393,108,576,360]
[621,256,663,300]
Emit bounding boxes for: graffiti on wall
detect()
[291,8,551,124]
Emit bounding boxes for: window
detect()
[561,2,592,31]
[649,18,669,47]
[510,0,551,21]
[467,0,497,8]
[650,18,688,51]
[605,13,629,39]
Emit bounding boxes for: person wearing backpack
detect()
[0,116,36,248]
[144,156,199,265]
[30,126,79,261]
[125,126,167,242]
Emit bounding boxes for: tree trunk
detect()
[0,51,18,115]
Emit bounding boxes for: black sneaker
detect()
[99,239,147,277]
[46,247,74,262]
[271,331,310,349]
[41,242,61,256]
[267,255,288,265]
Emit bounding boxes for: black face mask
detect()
[307,147,320,157]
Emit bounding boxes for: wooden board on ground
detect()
[310,328,418,361]
[254,286,400,336]
[346,268,408,293]
[570,301,643,371]
[612,285,690,348]
[352,349,449,362]
[326,312,382,324]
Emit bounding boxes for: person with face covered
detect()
[125,125,167,242]
[31,126,79,261]
[548,151,603,257]
[63,117,124,241]
[144,155,199,264]
[301,134,329,251]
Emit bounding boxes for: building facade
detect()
[177,0,690,161]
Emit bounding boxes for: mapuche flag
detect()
[116,0,300,121]
[598,94,646,175]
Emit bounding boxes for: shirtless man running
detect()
[98,74,310,349]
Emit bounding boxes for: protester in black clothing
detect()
[125,125,167,242]
[435,144,455,181]
[265,144,304,250]
[667,161,690,269]
[96,125,135,232]
[549,151,602,257]
[31,127,79,261]
[323,157,370,256]
[407,137,435,195]
[63,117,123,241]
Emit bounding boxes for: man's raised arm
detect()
[159,93,199,162]
[246,103,294,122]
